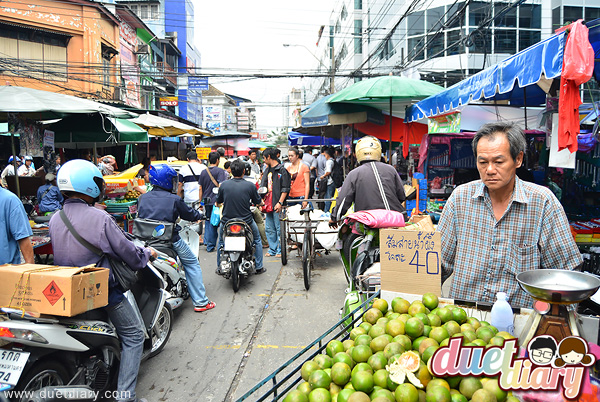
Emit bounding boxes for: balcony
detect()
[156,61,177,87]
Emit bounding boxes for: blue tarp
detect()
[406,31,567,122]
[588,18,600,82]
[288,132,341,146]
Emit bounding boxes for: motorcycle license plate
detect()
[0,350,30,385]
[224,237,245,251]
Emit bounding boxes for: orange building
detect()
[0,0,121,101]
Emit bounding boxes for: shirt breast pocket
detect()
[505,243,540,277]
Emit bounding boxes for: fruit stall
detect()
[238,228,600,402]
[101,182,143,233]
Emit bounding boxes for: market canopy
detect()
[406,31,568,122]
[0,86,136,120]
[288,131,341,146]
[301,94,384,127]
[327,75,444,118]
[131,112,211,137]
[49,113,148,148]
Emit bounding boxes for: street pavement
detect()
[137,243,348,401]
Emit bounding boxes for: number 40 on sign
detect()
[380,229,442,296]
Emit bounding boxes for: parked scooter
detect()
[219,218,258,292]
[0,260,172,402]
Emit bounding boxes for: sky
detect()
[194,0,335,134]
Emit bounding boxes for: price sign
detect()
[196,147,211,160]
[380,229,441,296]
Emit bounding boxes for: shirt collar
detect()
[471,176,529,204]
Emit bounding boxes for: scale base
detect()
[520,303,580,346]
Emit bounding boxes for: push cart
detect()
[279,198,336,290]
[235,290,379,401]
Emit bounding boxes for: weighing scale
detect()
[516,269,600,345]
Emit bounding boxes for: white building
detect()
[309,0,599,101]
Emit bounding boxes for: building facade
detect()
[311,0,599,97]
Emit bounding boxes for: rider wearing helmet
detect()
[137,164,216,313]
[49,159,156,402]
[1,156,21,188]
[329,136,406,228]
[18,155,35,176]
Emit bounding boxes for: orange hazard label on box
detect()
[43,281,63,306]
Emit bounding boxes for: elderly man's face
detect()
[476,133,522,193]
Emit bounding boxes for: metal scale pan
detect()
[516,269,600,304]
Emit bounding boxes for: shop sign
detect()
[188,76,208,90]
[428,112,461,134]
[159,97,178,106]
[119,21,137,47]
[380,229,441,296]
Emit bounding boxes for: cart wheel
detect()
[232,260,241,292]
[302,230,312,290]
[280,217,288,266]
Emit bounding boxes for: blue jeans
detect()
[324,182,335,213]
[204,204,219,252]
[265,211,281,255]
[217,220,264,270]
[172,238,209,307]
[106,299,145,402]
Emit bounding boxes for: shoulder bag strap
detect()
[59,210,103,257]
[370,163,390,211]
[188,164,199,182]
[206,167,219,187]
[39,187,51,204]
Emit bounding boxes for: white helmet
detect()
[57,159,105,199]
[355,136,382,163]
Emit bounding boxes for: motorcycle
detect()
[0,260,172,402]
[219,218,258,292]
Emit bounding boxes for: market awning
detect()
[49,113,148,148]
[288,132,341,146]
[0,86,136,120]
[301,94,384,127]
[406,31,568,122]
[248,139,274,148]
[131,112,211,137]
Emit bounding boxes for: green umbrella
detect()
[327,76,443,160]
[248,139,275,149]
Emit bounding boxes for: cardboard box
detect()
[0,264,109,316]
[380,227,442,296]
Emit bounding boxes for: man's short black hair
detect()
[208,151,220,165]
[230,159,245,177]
[321,145,328,153]
[303,146,312,154]
[186,151,198,161]
[263,148,277,160]
[325,147,335,158]
[249,149,257,156]
[224,161,231,170]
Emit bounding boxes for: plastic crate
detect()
[104,199,136,213]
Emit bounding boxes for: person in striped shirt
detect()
[438,122,581,308]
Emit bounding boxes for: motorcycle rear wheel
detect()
[150,302,173,358]
[232,260,240,292]
[280,217,288,266]
[302,231,312,290]
[16,360,70,402]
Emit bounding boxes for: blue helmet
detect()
[8,156,21,164]
[149,164,178,191]
[57,159,105,199]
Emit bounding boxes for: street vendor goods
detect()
[283,294,600,402]
[0,264,109,316]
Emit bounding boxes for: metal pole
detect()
[389,97,393,164]
[523,86,528,131]
[10,131,20,198]
[330,45,335,94]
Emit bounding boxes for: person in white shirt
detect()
[18,156,36,176]
[177,151,207,205]
[2,156,21,188]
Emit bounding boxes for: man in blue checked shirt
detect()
[438,122,581,308]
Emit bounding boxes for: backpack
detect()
[331,160,344,188]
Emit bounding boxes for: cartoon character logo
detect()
[553,336,596,368]
[528,335,557,365]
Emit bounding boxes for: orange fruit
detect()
[405,317,425,339]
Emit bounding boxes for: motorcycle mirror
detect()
[258,187,267,195]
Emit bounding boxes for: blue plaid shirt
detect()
[438,177,582,308]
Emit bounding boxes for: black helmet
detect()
[244,162,252,177]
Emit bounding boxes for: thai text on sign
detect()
[380,229,441,296]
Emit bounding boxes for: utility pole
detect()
[330,45,335,94]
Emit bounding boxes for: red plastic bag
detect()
[562,20,594,84]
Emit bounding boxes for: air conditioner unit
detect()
[135,45,150,55]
